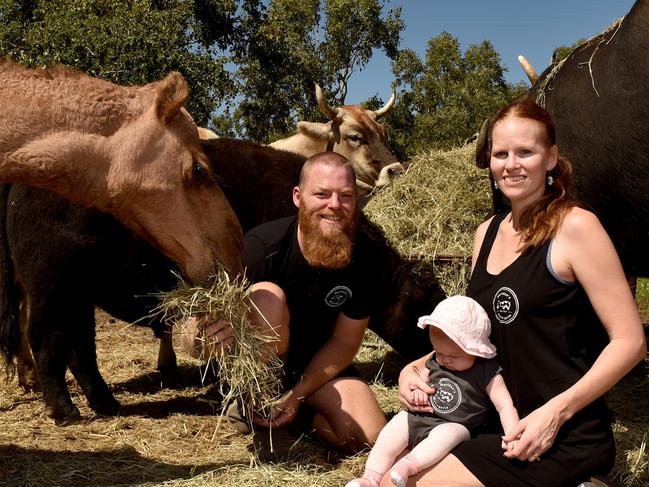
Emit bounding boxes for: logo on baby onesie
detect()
[430,378,462,414]
[325,285,352,307]
[493,287,519,324]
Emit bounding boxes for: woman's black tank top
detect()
[467,213,610,420]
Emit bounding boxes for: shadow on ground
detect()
[0,445,223,487]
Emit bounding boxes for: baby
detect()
[346,295,519,487]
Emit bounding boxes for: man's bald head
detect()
[298,152,357,190]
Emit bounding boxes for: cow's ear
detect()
[475,118,491,169]
[154,71,189,124]
[297,121,331,141]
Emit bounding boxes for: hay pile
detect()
[364,144,491,295]
[365,144,490,259]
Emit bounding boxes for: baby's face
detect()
[429,328,476,371]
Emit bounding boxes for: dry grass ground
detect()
[0,310,405,487]
[1,145,647,486]
[1,311,646,486]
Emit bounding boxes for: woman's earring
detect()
[493,179,499,190]
[547,173,554,186]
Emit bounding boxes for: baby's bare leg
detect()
[390,422,470,487]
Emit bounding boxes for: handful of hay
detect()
[156,267,284,425]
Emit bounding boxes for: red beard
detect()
[298,200,357,269]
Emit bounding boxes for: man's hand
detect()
[254,389,302,429]
[180,315,235,359]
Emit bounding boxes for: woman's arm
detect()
[503,208,646,462]
[397,354,436,413]
[552,208,646,414]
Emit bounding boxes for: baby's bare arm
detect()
[486,373,519,435]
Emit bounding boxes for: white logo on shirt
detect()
[493,287,519,324]
[325,285,352,308]
[430,378,462,414]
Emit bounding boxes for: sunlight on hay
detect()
[364,144,491,294]
[155,268,283,429]
[365,144,491,258]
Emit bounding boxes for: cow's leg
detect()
[156,323,179,385]
[28,314,80,422]
[67,306,121,417]
[16,299,40,392]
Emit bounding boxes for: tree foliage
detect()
[551,38,586,65]
[229,0,403,141]
[0,0,236,125]
[384,32,526,157]
[0,0,402,141]
[0,2,525,156]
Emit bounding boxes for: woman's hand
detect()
[502,399,566,462]
[398,363,436,413]
[254,389,302,428]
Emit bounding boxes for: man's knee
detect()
[250,282,290,356]
[309,377,386,451]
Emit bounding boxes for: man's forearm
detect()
[290,339,359,402]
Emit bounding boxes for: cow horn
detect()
[315,83,338,120]
[475,118,491,169]
[372,91,396,119]
[518,55,538,85]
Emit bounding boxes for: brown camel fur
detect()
[0,60,243,283]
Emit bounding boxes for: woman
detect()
[388,97,646,486]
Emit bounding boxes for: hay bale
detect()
[348,144,492,359]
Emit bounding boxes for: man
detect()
[242,151,386,453]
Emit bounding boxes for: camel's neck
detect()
[0,132,111,209]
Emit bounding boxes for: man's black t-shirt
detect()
[243,215,380,374]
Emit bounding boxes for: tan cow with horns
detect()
[270,84,403,197]
[0,60,243,283]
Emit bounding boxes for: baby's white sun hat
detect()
[417,295,497,359]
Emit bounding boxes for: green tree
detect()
[386,32,523,157]
[0,0,238,125]
[551,38,585,64]
[230,0,403,142]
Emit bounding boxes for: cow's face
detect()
[296,108,403,197]
[329,105,403,195]
[306,85,404,196]
[106,74,243,284]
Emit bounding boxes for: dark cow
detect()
[0,138,439,423]
[477,0,649,278]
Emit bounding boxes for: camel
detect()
[0,60,243,283]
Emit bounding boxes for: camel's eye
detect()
[190,161,213,187]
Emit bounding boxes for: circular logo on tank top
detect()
[430,378,462,414]
[325,285,352,308]
[493,287,519,324]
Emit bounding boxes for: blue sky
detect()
[345,0,636,102]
